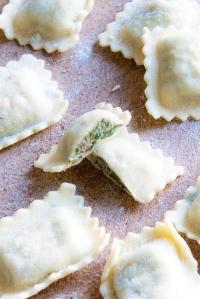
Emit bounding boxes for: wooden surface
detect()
[0,0,200,298]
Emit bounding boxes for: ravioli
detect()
[165,177,200,245]
[100,222,200,299]
[98,0,198,65]
[0,54,68,150]
[143,26,200,121]
[34,103,131,172]
[88,127,183,204]
[0,0,94,53]
[0,183,109,298]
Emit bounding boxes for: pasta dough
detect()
[34,103,131,172]
[0,0,94,53]
[0,54,68,150]
[100,222,200,299]
[0,183,109,298]
[88,127,183,204]
[98,0,198,65]
[165,176,200,245]
[143,26,200,121]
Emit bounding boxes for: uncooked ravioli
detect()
[34,103,131,172]
[143,26,200,121]
[0,183,109,298]
[100,222,200,299]
[98,0,199,65]
[88,127,183,204]
[165,176,200,245]
[0,54,68,150]
[0,0,94,52]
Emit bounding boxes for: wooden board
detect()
[0,0,200,298]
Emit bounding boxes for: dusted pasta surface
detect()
[0,0,200,298]
[0,54,68,150]
[0,0,94,52]
[98,0,199,65]
[0,183,109,298]
[100,223,200,299]
[143,26,200,121]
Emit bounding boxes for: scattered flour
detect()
[111,84,121,92]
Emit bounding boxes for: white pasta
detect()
[0,54,68,150]
[0,183,109,298]
[0,0,94,53]
[98,0,198,65]
[88,127,183,204]
[165,176,200,245]
[100,222,200,299]
[34,103,131,172]
[143,26,200,121]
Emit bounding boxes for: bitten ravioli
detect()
[0,183,109,298]
[34,103,131,172]
[100,222,200,299]
[98,0,198,65]
[143,26,200,121]
[88,127,183,204]
[165,177,200,245]
[0,54,68,150]
[0,0,94,53]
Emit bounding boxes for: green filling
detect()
[70,119,122,162]
[188,192,200,203]
[90,156,130,194]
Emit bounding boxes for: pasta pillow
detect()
[35,103,131,172]
[165,176,200,245]
[100,222,200,299]
[143,26,200,121]
[0,0,94,53]
[0,183,109,298]
[0,54,68,150]
[88,127,183,204]
[98,0,198,65]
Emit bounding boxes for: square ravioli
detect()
[0,183,109,298]
[98,0,199,65]
[88,127,183,204]
[100,222,200,299]
[165,177,200,245]
[0,0,94,53]
[34,102,131,172]
[0,54,68,150]
[143,26,200,121]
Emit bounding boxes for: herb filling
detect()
[90,156,131,195]
[70,119,122,162]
